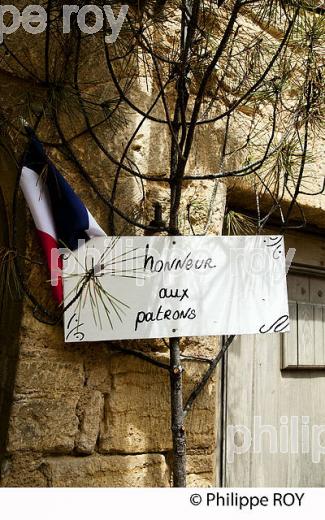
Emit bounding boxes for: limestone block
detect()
[181,335,220,358]
[19,309,65,353]
[186,453,216,487]
[99,354,216,454]
[0,454,47,487]
[42,454,170,487]
[7,396,79,453]
[75,391,104,455]
[186,407,217,451]
[15,358,84,396]
[186,473,214,488]
[99,355,171,453]
[84,358,112,393]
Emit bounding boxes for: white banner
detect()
[62,235,289,342]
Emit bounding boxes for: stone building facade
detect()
[0,34,227,485]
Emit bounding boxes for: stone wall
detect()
[0,51,227,484]
[0,5,230,485]
[1,314,225,486]
[0,184,226,486]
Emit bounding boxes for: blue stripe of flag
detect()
[24,129,92,251]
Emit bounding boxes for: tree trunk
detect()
[169,336,186,487]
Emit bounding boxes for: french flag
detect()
[20,129,106,304]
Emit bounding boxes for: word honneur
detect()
[0,4,129,44]
[144,244,217,273]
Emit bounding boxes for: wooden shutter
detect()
[282,274,325,369]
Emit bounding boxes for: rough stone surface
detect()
[0,454,48,487]
[186,453,216,488]
[99,355,171,453]
[84,356,112,393]
[75,391,104,455]
[14,358,84,396]
[99,354,217,454]
[41,454,170,487]
[7,397,79,453]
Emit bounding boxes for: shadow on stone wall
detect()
[0,136,26,476]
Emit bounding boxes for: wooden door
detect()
[222,272,325,487]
